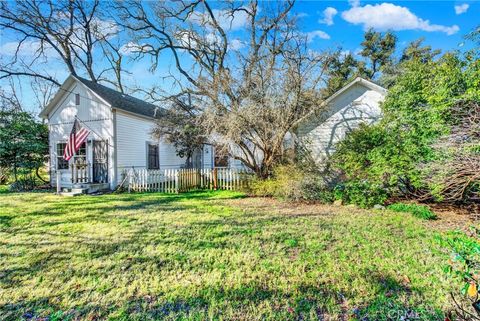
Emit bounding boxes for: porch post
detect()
[56,170,61,194]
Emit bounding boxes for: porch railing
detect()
[71,161,90,184]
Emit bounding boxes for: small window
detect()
[75,93,80,105]
[73,142,87,164]
[214,146,229,167]
[147,144,159,169]
[57,143,69,170]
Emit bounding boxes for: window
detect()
[147,143,159,169]
[56,143,68,170]
[214,146,229,167]
[75,93,80,105]
[73,142,87,165]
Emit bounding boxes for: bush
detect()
[441,226,480,319]
[333,180,388,208]
[300,175,335,202]
[250,164,334,202]
[250,164,305,200]
[387,202,437,220]
[331,53,480,204]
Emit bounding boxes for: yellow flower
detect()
[468,282,477,298]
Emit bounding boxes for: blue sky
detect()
[293,0,478,53]
[1,0,478,113]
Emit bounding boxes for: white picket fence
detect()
[122,167,252,193]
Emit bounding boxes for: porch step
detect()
[60,191,84,197]
[59,183,109,196]
[71,188,88,194]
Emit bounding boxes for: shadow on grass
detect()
[354,272,444,320]
[3,276,444,320]
[0,215,13,228]
[0,191,446,320]
[15,190,245,219]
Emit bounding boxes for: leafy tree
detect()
[400,38,441,64]
[323,52,359,96]
[323,30,397,95]
[332,50,479,202]
[0,110,48,188]
[151,96,206,168]
[359,29,397,80]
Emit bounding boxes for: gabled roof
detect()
[323,77,387,106]
[39,74,166,119]
[294,77,387,128]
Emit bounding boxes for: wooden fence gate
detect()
[122,168,252,193]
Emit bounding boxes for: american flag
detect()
[63,119,90,161]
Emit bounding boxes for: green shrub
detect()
[333,180,388,208]
[250,164,334,202]
[387,202,437,220]
[250,164,305,200]
[441,226,480,319]
[300,176,335,202]
[331,53,480,203]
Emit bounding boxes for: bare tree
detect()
[0,0,127,92]
[120,0,327,177]
[0,79,22,112]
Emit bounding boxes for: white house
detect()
[39,75,215,191]
[40,75,386,192]
[295,77,387,164]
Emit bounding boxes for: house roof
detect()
[323,77,387,106]
[39,74,166,119]
[294,77,387,128]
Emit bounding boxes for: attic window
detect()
[75,93,80,105]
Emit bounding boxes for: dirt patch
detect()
[425,206,474,232]
[224,197,474,232]
[223,197,360,218]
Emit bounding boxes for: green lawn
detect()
[0,190,462,320]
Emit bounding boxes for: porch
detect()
[53,139,110,195]
[55,162,110,196]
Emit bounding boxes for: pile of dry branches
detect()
[422,100,480,204]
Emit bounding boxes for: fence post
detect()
[56,170,61,194]
[128,168,132,193]
[213,168,218,190]
[175,169,179,193]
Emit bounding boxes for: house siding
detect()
[115,110,214,185]
[296,83,385,164]
[47,81,115,188]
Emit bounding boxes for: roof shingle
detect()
[75,76,166,119]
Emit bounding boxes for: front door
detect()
[192,148,202,168]
[92,140,108,183]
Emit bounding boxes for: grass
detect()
[388,202,437,220]
[0,190,459,320]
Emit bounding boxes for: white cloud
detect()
[0,40,56,58]
[319,7,338,25]
[0,17,120,59]
[454,3,469,15]
[188,8,249,31]
[349,0,360,7]
[342,3,460,35]
[305,30,330,42]
[229,39,245,50]
[90,18,119,39]
[119,42,148,56]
